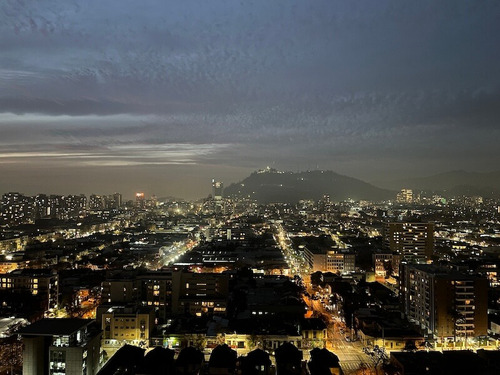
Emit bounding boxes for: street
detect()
[275,222,380,374]
[305,286,377,374]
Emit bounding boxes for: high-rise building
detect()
[34,194,51,219]
[111,193,122,209]
[137,272,173,320]
[384,222,434,262]
[212,179,223,200]
[318,194,333,213]
[49,195,65,219]
[89,195,104,211]
[101,193,122,210]
[19,318,102,375]
[135,192,145,209]
[64,194,87,218]
[396,189,413,203]
[101,271,173,321]
[0,269,59,312]
[211,180,224,214]
[1,192,33,224]
[401,264,488,341]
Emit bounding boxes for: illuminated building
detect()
[101,279,136,304]
[111,192,122,209]
[45,194,86,220]
[384,222,434,262]
[64,194,87,218]
[101,270,227,320]
[137,271,173,320]
[90,193,122,210]
[49,195,65,219]
[171,270,228,316]
[318,194,333,213]
[1,192,33,224]
[98,305,154,349]
[396,189,413,203]
[89,194,104,211]
[401,264,488,340]
[101,271,173,321]
[304,247,355,274]
[19,318,102,375]
[135,192,145,208]
[373,252,401,278]
[34,194,51,219]
[212,180,223,200]
[0,269,58,311]
[211,179,224,214]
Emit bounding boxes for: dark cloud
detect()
[0,0,499,198]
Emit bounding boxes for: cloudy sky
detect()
[1,0,499,199]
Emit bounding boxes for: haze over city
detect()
[1,0,499,199]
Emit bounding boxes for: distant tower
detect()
[396,189,413,203]
[135,192,145,208]
[211,179,224,214]
[212,179,223,200]
[34,194,50,219]
[113,192,122,208]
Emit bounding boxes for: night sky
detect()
[1,1,499,199]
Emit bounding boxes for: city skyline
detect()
[1,1,500,199]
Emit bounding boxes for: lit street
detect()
[302,284,376,374]
[159,239,198,267]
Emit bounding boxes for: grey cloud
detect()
[0,0,499,197]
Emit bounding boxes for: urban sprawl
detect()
[2,175,500,375]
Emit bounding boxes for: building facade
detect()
[20,318,102,375]
[304,247,355,274]
[384,222,434,262]
[396,189,413,203]
[98,305,155,350]
[401,264,488,341]
[373,252,401,278]
[0,269,58,311]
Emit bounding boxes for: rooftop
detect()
[18,318,93,336]
[407,264,483,280]
[2,268,56,277]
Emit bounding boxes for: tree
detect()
[189,334,207,351]
[216,333,226,346]
[311,271,323,287]
[403,340,417,352]
[246,334,263,350]
[369,346,388,375]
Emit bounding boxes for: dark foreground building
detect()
[19,318,102,375]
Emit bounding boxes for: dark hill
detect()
[224,169,394,203]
